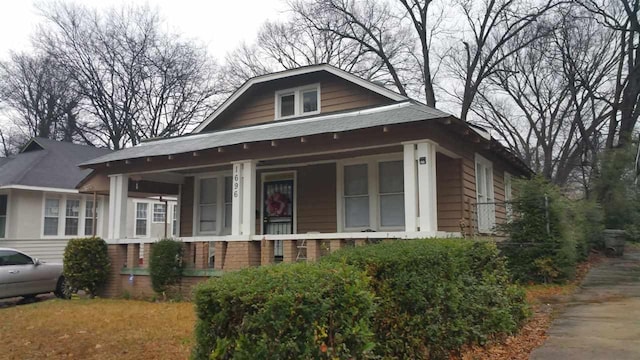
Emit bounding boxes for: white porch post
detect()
[241,160,256,236]
[403,144,418,232]
[417,141,438,233]
[403,141,438,234]
[108,174,128,240]
[231,160,256,236]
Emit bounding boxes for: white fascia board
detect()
[0,185,79,194]
[193,64,407,133]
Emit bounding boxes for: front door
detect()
[263,177,294,262]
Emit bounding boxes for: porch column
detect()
[403,141,438,234]
[108,174,128,240]
[231,160,256,236]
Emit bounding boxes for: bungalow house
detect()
[0,138,177,262]
[79,64,529,298]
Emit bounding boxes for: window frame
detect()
[475,154,496,233]
[64,197,81,236]
[193,171,233,236]
[84,199,99,237]
[41,193,104,238]
[0,192,8,239]
[337,153,405,232]
[134,201,150,238]
[152,203,167,223]
[504,172,513,221]
[274,83,321,120]
[43,196,61,237]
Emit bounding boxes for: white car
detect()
[0,248,70,300]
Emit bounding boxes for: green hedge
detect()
[63,237,110,296]
[149,238,184,295]
[192,262,375,360]
[322,239,529,359]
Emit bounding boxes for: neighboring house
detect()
[0,138,177,262]
[80,64,531,277]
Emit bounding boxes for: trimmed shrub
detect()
[192,262,375,360]
[322,239,529,359]
[499,176,577,283]
[149,239,184,295]
[63,237,110,296]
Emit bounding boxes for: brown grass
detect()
[0,299,195,360]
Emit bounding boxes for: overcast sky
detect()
[0,0,288,61]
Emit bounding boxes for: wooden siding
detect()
[296,163,337,233]
[207,72,393,131]
[180,177,194,237]
[436,153,463,232]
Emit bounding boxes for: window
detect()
[172,204,178,236]
[344,164,370,229]
[223,176,233,232]
[378,161,405,227]
[199,178,217,233]
[475,155,495,233]
[504,172,513,220]
[64,199,80,236]
[0,250,33,266]
[153,203,166,223]
[85,200,98,236]
[44,198,60,236]
[0,194,7,238]
[340,157,405,231]
[135,202,148,237]
[275,84,320,119]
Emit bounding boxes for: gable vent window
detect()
[275,84,320,119]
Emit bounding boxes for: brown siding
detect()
[296,163,337,233]
[207,73,393,131]
[180,177,194,237]
[436,153,463,232]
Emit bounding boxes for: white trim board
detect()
[194,64,407,132]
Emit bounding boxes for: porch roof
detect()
[80,101,452,167]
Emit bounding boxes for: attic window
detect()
[275,84,320,119]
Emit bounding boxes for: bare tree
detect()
[36,2,218,149]
[473,6,618,187]
[0,52,81,141]
[579,0,640,148]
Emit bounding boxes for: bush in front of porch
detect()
[322,239,529,359]
[191,261,375,360]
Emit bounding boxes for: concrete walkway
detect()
[531,245,640,360]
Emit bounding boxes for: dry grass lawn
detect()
[0,299,195,359]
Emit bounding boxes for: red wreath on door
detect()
[266,192,289,216]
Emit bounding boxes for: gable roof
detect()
[81,101,450,166]
[0,138,112,190]
[193,64,408,133]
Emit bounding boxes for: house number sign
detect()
[233,164,241,198]
[419,156,427,165]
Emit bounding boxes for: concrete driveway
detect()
[531,245,640,360]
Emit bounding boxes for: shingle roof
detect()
[0,138,112,189]
[80,102,452,166]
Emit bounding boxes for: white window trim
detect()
[0,191,9,239]
[475,154,496,233]
[133,200,151,238]
[64,196,81,237]
[171,203,179,237]
[193,171,232,236]
[274,83,321,120]
[336,153,404,232]
[41,193,105,239]
[152,203,167,224]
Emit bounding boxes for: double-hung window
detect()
[64,199,80,236]
[0,195,7,238]
[195,174,233,235]
[85,200,98,236]
[153,203,166,223]
[172,204,178,236]
[341,157,405,231]
[44,198,60,236]
[198,178,218,233]
[475,154,495,233]
[275,84,320,119]
[223,176,233,231]
[135,202,148,237]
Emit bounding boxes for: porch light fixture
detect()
[125,160,131,165]
[383,126,389,133]
[106,162,111,167]
[192,151,199,157]
[168,155,174,160]
[217,147,224,153]
[146,157,152,162]
[271,140,277,147]
[300,136,307,143]
[333,133,340,140]
[243,143,250,150]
